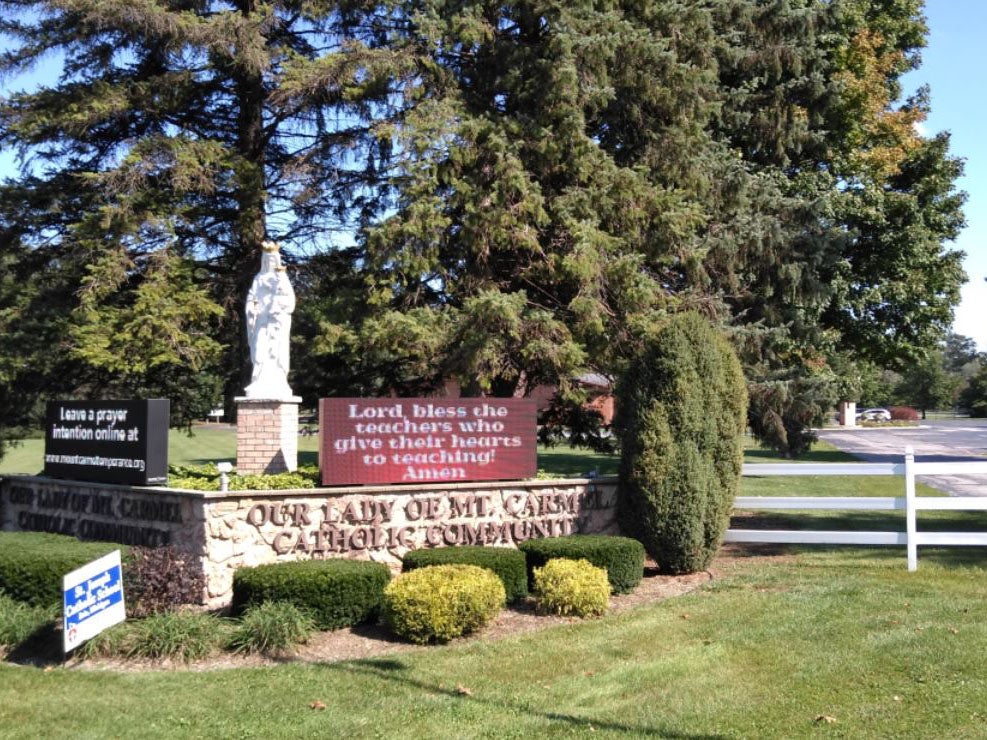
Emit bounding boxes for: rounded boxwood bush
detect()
[230,559,391,630]
[383,564,505,644]
[402,546,527,603]
[518,535,644,594]
[533,558,610,618]
[616,312,747,574]
[0,532,126,607]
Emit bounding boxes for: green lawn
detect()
[736,438,987,535]
[0,429,867,477]
[0,426,619,478]
[4,436,987,736]
[2,547,987,737]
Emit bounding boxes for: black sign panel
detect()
[44,400,170,485]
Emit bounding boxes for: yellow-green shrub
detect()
[383,564,505,644]
[533,558,610,618]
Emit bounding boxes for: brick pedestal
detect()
[235,397,302,474]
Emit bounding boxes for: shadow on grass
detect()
[4,620,63,667]
[728,508,987,570]
[317,658,727,739]
[724,542,987,571]
[907,547,987,568]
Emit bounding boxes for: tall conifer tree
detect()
[0,0,968,458]
[0,0,412,436]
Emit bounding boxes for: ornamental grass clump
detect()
[383,564,505,644]
[0,591,58,647]
[125,610,227,661]
[74,621,131,659]
[227,601,316,656]
[533,558,610,618]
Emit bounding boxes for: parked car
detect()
[856,407,891,422]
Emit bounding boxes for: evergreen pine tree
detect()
[0,0,413,441]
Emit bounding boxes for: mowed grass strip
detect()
[0,427,616,477]
[0,427,256,475]
[2,437,987,736]
[739,438,987,535]
[0,430,846,476]
[2,549,987,737]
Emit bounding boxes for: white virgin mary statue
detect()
[244,241,296,399]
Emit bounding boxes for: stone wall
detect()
[1,475,619,607]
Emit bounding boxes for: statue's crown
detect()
[261,240,280,253]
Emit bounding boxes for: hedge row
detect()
[168,464,319,491]
[0,532,126,607]
[230,559,391,630]
[2,531,644,638]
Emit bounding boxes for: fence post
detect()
[905,446,917,571]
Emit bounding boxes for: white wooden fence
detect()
[727,447,987,571]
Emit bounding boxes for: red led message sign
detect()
[319,398,538,486]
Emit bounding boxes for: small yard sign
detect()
[63,550,126,652]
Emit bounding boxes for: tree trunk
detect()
[230,0,268,401]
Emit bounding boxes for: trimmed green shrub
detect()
[518,535,644,594]
[616,312,747,574]
[0,532,127,607]
[402,546,527,603]
[227,601,316,656]
[125,611,226,661]
[533,558,610,618]
[383,564,505,644]
[230,559,391,630]
[0,591,59,647]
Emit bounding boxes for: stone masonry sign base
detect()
[235,396,302,474]
[1,475,618,607]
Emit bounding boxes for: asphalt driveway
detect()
[818,419,987,496]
